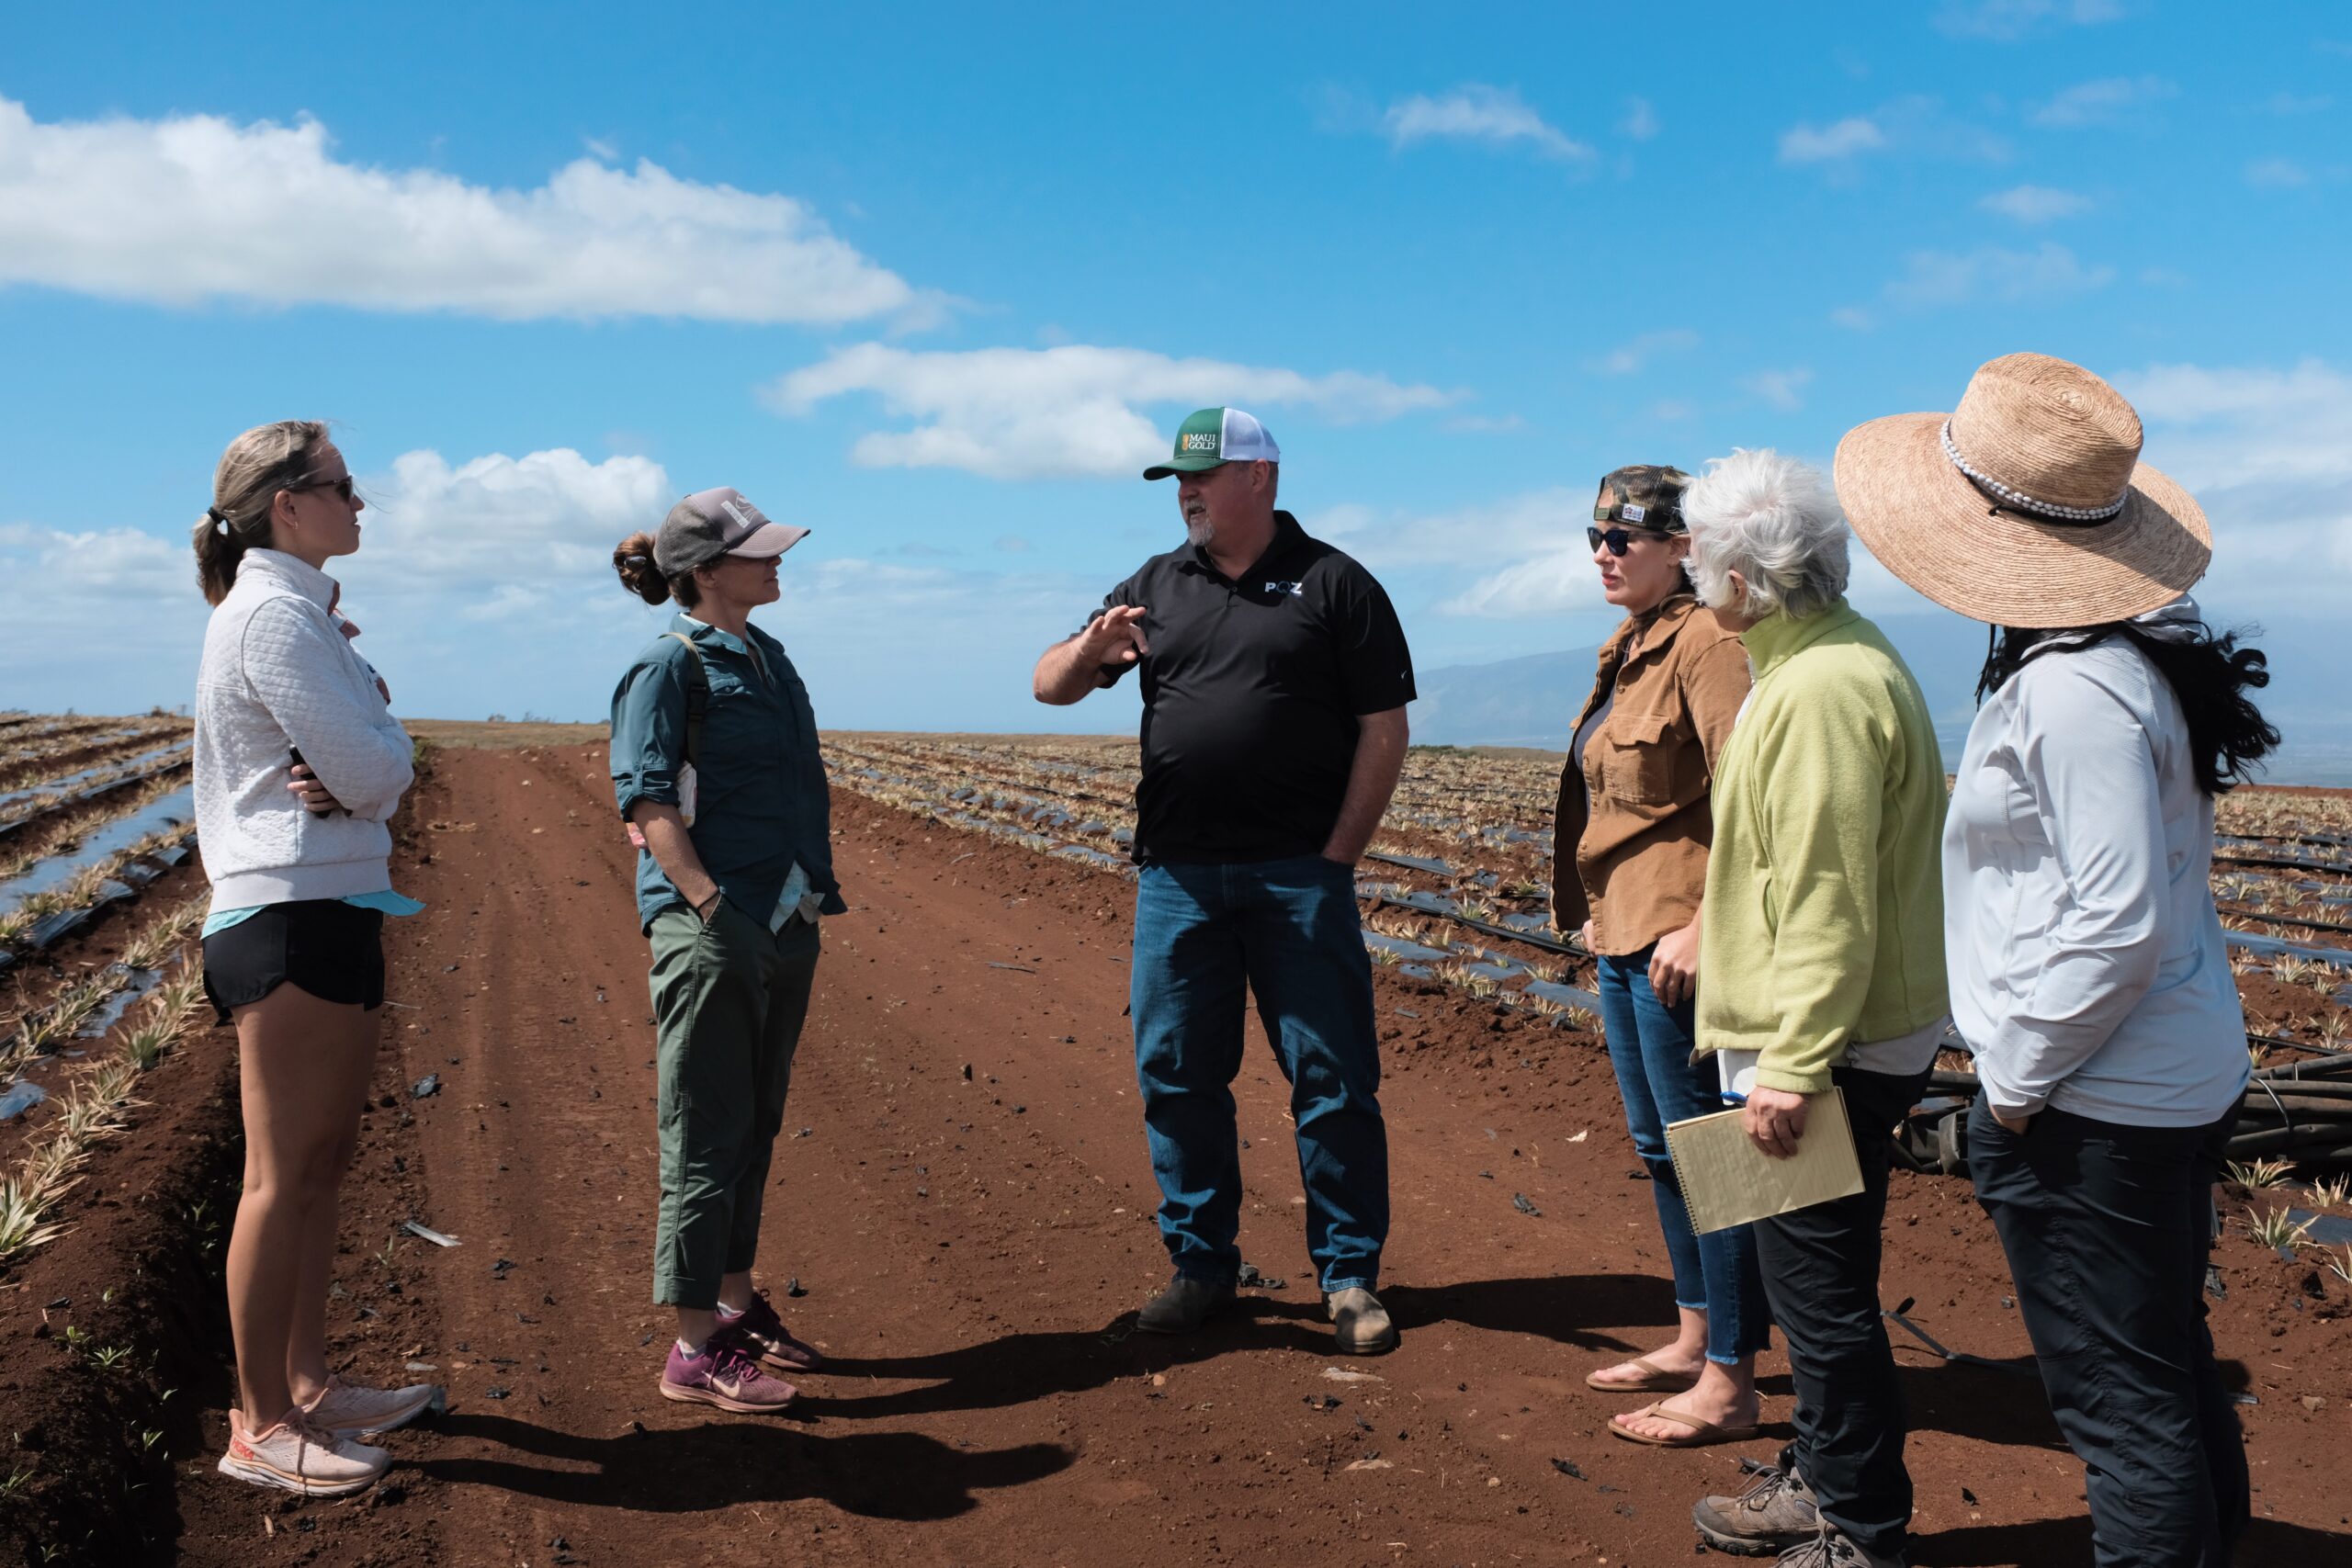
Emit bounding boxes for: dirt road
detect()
[166,741,2349,1568]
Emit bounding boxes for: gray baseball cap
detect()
[651,487,809,576]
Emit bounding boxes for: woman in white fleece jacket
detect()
[192,421,436,1497]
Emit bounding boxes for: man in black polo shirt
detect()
[1032,405,1414,1355]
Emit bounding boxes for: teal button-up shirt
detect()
[609,614,844,933]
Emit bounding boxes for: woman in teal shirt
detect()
[608,487,841,1416]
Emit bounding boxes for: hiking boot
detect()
[217,1410,390,1496]
[1693,1450,1821,1556]
[660,1337,798,1414]
[302,1374,443,1437]
[1771,1525,1906,1568]
[1136,1273,1235,1335]
[719,1289,825,1371]
[1327,1286,1398,1355]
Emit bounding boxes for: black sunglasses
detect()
[1587,525,1669,557]
[287,474,357,504]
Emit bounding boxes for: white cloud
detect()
[1778,117,1884,164]
[1383,85,1594,163]
[0,95,928,324]
[353,447,673,590]
[1619,98,1660,141]
[1935,0,2123,40]
[1830,305,1878,332]
[1589,329,1700,376]
[2029,75,2177,129]
[763,343,1458,481]
[0,521,192,604]
[1780,97,2007,170]
[1882,243,2115,310]
[1308,489,1616,619]
[2245,156,2311,187]
[2110,359,2352,604]
[1980,183,2092,222]
[1746,368,1815,412]
[2261,92,2334,115]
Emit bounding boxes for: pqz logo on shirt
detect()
[1262,581,1304,597]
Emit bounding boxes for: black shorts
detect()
[201,899,386,1024]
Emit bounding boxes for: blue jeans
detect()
[1596,947,1770,1364]
[1131,854,1388,1293]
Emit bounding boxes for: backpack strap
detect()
[662,631,708,770]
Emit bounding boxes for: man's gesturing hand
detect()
[1742,1086,1811,1160]
[1078,605,1149,668]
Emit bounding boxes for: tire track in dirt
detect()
[181,739,2346,1568]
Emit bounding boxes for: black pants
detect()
[1969,1098,2248,1568]
[1754,1064,1930,1561]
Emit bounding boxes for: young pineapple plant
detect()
[2226,1156,2294,1190]
[0,1170,74,1265]
[2246,1207,2315,1252]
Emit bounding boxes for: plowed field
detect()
[17,735,2349,1567]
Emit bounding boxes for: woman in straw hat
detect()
[1675,448,1952,1568]
[1838,352,2276,1568]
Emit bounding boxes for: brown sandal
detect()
[1608,1401,1762,1449]
[1583,1356,1700,1394]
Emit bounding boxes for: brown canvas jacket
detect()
[1552,593,1751,956]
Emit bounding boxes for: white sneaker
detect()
[303,1374,443,1437]
[217,1410,390,1496]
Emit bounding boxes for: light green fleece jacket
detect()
[1696,598,1950,1094]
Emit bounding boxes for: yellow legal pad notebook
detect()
[1664,1087,1864,1235]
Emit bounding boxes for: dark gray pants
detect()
[1753,1065,1931,1562]
[1969,1099,2248,1568]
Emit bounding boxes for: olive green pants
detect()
[647,901,820,1309]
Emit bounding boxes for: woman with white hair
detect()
[1840,354,2268,1568]
[1674,449,1951,1568]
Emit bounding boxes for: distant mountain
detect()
[1409,615,2348,784]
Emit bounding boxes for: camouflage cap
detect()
[1593,466,1693,534]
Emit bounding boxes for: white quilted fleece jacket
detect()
[194,549,414,911]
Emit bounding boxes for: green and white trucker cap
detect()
[1143,406,1282,479]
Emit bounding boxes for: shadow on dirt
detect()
[786,1274,1669,1424]
[1381,1272,1674,1349]
[412,1413,1069,1519]
[1914,1511,2338,1566]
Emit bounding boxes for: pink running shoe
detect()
[217,1409,390,1496]
[303,1374,444,1437]
[719,1289,825,1371]
[660,1337,797,1414]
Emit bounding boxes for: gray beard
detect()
[1185,515,1214,547]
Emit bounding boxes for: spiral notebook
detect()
[1664,1087,1864,1235]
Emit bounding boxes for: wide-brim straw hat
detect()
[1835,352,2211,627]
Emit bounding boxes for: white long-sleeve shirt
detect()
[194,549,414,911]
[1943,597,2249,1126]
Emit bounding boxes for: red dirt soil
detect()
[11,740,2347,1566]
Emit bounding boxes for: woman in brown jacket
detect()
[1557,466,1765,1448]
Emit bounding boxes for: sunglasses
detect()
[1587,525,1670,557]
[288,473,357,504]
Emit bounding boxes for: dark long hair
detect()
[1975,614,2280,796]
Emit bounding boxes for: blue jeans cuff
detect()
[1321,1274,1376,1293]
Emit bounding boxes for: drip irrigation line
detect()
[1881,1305,2039,1379]
[1363,891,1582,959]
[2248,1033,2352,1059]
[2215,852,2352,879]
[2220,906,2352,940]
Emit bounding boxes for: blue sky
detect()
[3,3,2346,771]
